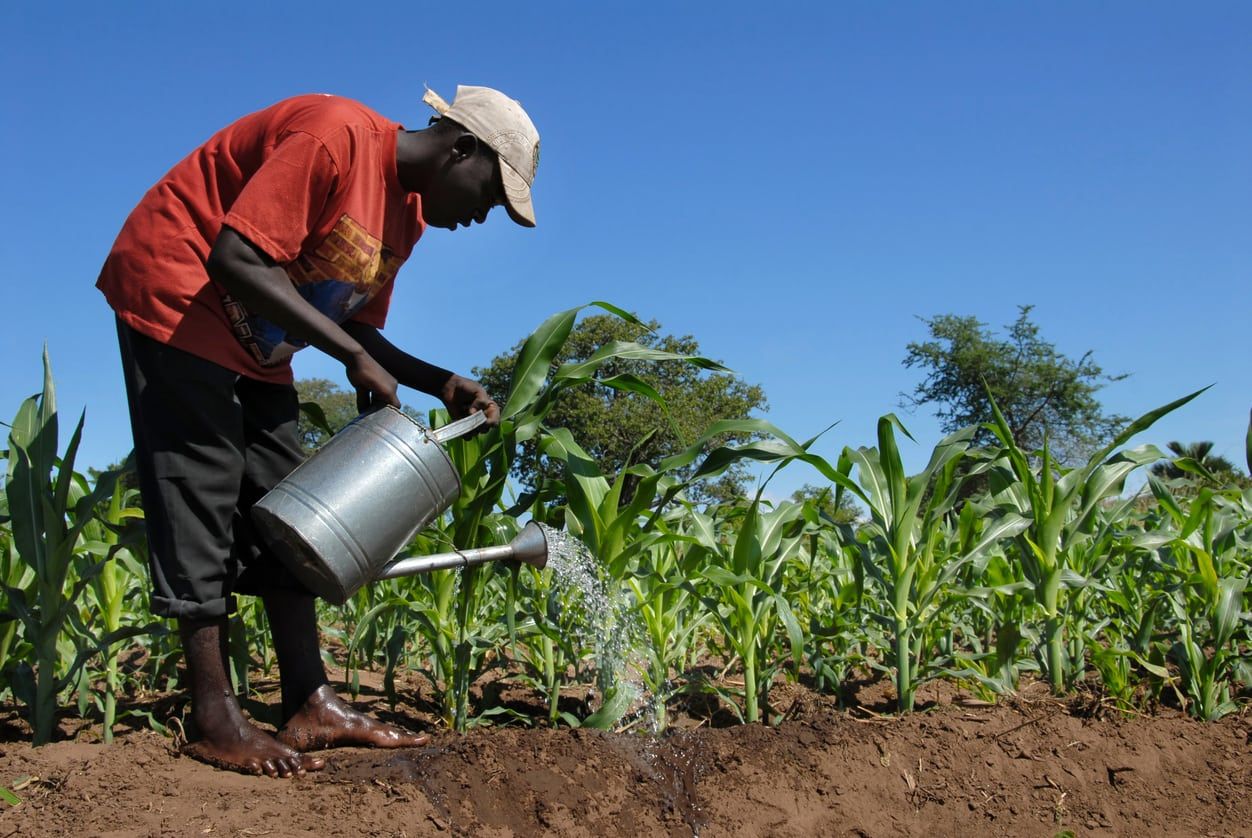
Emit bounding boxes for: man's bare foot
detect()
[182,719,326,778]
[276,684,429,751]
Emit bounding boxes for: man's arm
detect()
[342,321,501,427]
[206,227,400,410]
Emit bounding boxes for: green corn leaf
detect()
[587,300,648,328]
[502,306,579,419]
[657,418,805,473]
[983,391,1036,496]
[1171,456,1218,482]
[0,783,21,808]
[555,339,730,382]
[1068,445,1165,538]
[542,427,609,547]
[1147,475,1186,525]
[700,566,755,587]
[31,348,58,476]
[876,415,909,525]
[845,445,890,522]
[1104,387,1210,455]
[1041,439,1055,514]
[597,372,664,404]
[1188,544,1219,601]
[775,594,805,671]
[50,411,85,523]
[731,500,761,577]
[964,513,1031,565]
[6,445,46,578]
[962,580,1034,598]
[1129,652,1172,681]
[1213,576,1245,648]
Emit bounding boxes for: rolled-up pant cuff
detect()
[152,594,238,621]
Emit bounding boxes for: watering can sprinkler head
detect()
[506,521,550,570]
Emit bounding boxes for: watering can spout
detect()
[373,521,550,581]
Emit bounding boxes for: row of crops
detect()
[3,304,1250,747]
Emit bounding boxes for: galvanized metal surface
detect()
[251,407,476,603]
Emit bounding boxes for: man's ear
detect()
[451,133,478,162]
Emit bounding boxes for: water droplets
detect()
[537,524,656,731]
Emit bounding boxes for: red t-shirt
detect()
[97,94,426,383]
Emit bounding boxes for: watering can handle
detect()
[430,411,488,444]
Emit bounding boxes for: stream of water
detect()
[535,523,665,732]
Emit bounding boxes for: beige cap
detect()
[423,85,540,227]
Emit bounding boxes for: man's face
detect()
[421,134,506,231]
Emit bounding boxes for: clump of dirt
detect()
[1,680,1249,837]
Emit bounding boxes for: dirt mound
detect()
[1,684,1249,837]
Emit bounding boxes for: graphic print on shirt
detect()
[224,214,403,366]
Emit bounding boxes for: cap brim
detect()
[500,161,536,228]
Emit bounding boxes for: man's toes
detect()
[303,754,326,771]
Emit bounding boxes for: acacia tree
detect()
[901,305,1127,463]
[474,314,768,503]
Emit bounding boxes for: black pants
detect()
[116,319,307,620]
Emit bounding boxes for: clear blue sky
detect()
[3,2,1249,498]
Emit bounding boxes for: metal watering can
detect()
[251,406,548,604]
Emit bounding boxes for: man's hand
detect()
[346,351,400,412]
[439,374,501,428]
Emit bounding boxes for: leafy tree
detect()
[474,314,768,503]
[901,305,1127,463]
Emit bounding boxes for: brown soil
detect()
[1,677,1249,838]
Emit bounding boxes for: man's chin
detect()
[421,215,457,231]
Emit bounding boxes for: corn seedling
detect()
[75,473,152,742]
[984,389,1204,693]
[3,350,142,743]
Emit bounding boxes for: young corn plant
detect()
[510,560,592,727]
[837,416,1029,712]
[532,429,664,728]
[685,497,807,723]
[345,521,512,731]
[623,507,714,731]
[788,510,867,698]
[1147,482,1251,719]
[481,302,736,728]
[0,526,35,702]
[984,388,1204,694]
[75,474,152,742]
[941,512,1035,700]
[3,350,142,744]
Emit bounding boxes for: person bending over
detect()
[96,85,540,777]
